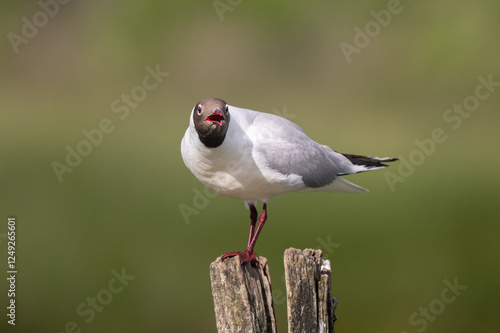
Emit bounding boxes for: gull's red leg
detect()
[221,203,266,265]
[246,205,258,249]
[247,203,267,255]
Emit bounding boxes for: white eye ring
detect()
[196,105,202,115]
[224,105,229,115]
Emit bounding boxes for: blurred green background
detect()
[1,0,499,332]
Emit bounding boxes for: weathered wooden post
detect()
[210,256,277,333]
[284,248,337,333]
[210,248,337,332]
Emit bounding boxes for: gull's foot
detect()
[221,250,257,265]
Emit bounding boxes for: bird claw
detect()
[221,250,258,265]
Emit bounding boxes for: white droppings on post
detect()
[321,259,331,272]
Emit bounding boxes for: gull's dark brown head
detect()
[192,98,230,148]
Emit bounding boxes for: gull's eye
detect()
[224,104,229,115]
[196,105,202,115]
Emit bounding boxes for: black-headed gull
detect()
[181,98,397,264]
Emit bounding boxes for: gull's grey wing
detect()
[251,113,354,188]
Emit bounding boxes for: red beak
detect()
[206,110,224,125]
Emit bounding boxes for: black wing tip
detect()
[341,153,399,168]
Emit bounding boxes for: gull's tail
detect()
[300,153,398,194]
[341,153,399,173]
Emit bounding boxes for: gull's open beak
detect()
[206,110,224,125]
